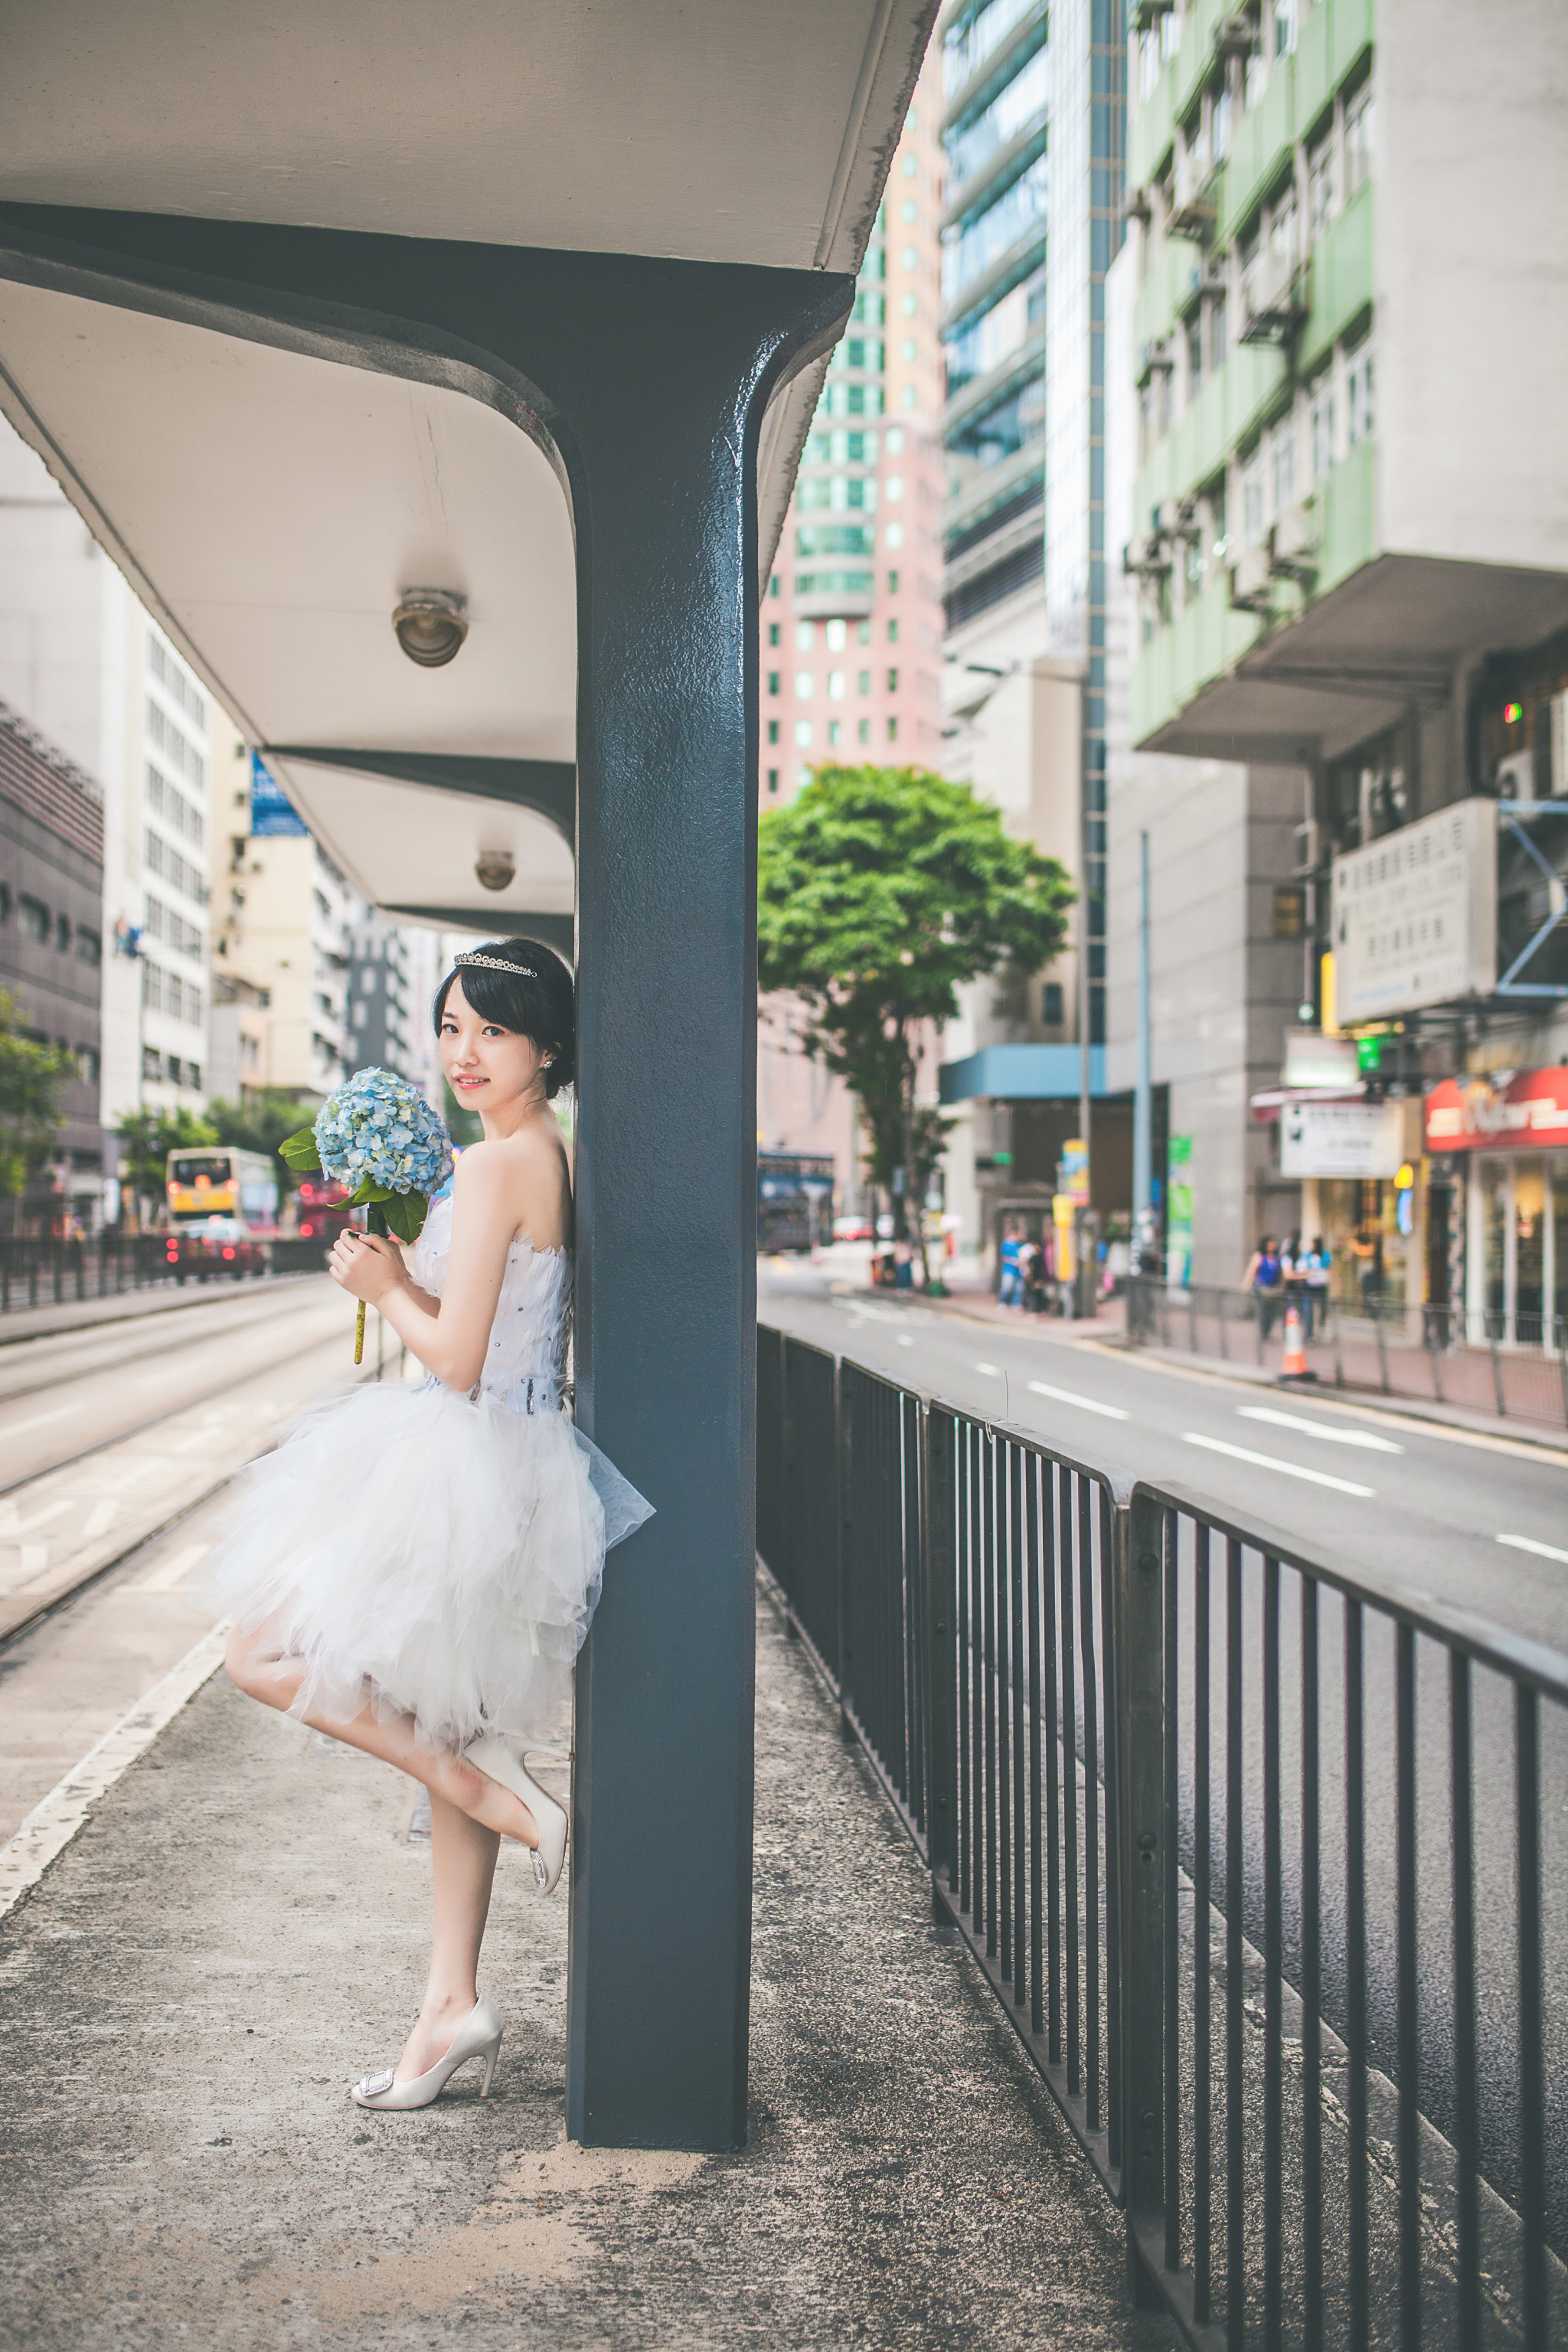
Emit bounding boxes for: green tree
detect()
[758,764,1074,1286]
[0,989,76,1210]
[113,1106,218,1221]
[207,1089,315,1201]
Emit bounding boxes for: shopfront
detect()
[1425,1068,1568,1346]
[1276,1096,1422,1312]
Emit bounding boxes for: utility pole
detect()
[1076,802,1094,1318]
[1132,828,1152,1269]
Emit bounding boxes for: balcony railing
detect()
[757,1322,1566,2350]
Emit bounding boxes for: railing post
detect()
[1114,1478,1167,2306]
[923,1403,958,1919]
[835,1355,852,1734]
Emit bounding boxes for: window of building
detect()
[828,670,845,700]
[1213,86,1232,162]
[888,617,900,644]
[858,718,871,743]
[769,573,780,598]
[768,621,779,646]
[795,620,816,650]
[1310,377,1336,480]
[885,574,899,598]
[767,718,779,744]
[900,200,918,225]
[900,291,918,318]
[887,716,898,743]
[859,668,872,695]
[902,152,917,178]
[825,617,848,651]
[1344,84,1374,198]
[55,911,70,952]
[1272,0,1297,57]
[1269,190,1298,276]
[900,245,917,271]
[1272,427,1296,516]
[142,1044,162,1083]
[794,670,813,699]
[74,925,101,965]
[1210,288,1228,373]
[188,985,203,1026]
[1241,449,1266,544]
[767,671,780,696]
[75,1044,100,1086]
[18,895,49,942]
[860,618,874,642]
[142,959,162,1012]
[887,667,900,692]
[1347,341,1375,446]
[828,720,841,746]
[795,719,812,747]
[851,290,886,326]
[766,768,779,793]
[885,521,904,549]
[1240,231,1261,318]
[1042,982,1064,1026]
[1308,135,1335,239]
[168,972,185,1022]
[1186,312,1204,399]
[797,765,813,789]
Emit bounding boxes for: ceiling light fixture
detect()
[475,849,516,892]
[392,587,469,668]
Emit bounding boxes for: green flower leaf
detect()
[278,1126,323,1171]
[378,1190,429,1244]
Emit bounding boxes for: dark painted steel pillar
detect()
[0,202,849,2150]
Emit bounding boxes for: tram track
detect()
[0,1276,328,1409]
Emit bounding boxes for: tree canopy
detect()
[758,764,1073,1276]
[113,1105,219,1210]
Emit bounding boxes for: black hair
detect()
[432,937,576,1099]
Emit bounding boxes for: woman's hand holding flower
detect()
[328,1230,405,1307]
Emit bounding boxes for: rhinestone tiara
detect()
[453,951,537,978]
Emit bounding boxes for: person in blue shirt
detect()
[998,1218,1024,1307]
[1243,1233,1284,1339]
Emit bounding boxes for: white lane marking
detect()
[0,1404,74,1440]
[1183,1432,1374,1498]
[897,1334,914,1347]
[82,1499,120,1540]
[8,1499,74,1536]
[130,1540,212,1594]
[975,1362,1003,1378]
[1239,1406,1403,1454]
[1028,1380,1130,1422]
[19,1542,48,1574]
[1498,1533,1568,1567]
[0,1622,230,1920]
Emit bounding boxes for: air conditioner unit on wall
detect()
[1497,748,1545,802]
[1230,547,1275,612]
[1269,504,1318,582]
[1213,12,1257,62]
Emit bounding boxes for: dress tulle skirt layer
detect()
[195,1380,653,1751]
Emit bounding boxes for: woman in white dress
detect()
[211,940,652,2111]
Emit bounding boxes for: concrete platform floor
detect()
[0,1590,1178,2351]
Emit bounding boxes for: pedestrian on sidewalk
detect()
[1304,1233,1331,1338]
[202,941,653,2113]
[1281,1228,1307,1331]
[998,1217,1024,1307]
[1243,1233,1284,1339]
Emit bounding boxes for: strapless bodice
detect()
[404,1188,570,1413]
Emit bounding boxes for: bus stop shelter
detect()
[0,0,938,2151]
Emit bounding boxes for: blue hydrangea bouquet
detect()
[280,1068,453,1363]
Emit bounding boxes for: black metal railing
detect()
[756,1324,1567,2350]
[1125,1276,1568,1429]
[0,1232,328,1314]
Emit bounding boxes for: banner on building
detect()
[1279,1100,1406,1179]
[1424,1067,1568,1152]
[250,753,309,838]
[1165,1135,1194,1287]
[1331,799,1497,1022]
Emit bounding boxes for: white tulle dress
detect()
[198,1184,653,1751]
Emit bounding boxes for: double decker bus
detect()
[757,1151,835,1253]
[165,1146,279,1279]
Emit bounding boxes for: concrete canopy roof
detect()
[0,0,936,931]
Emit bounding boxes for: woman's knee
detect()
[224,1625,279,1704]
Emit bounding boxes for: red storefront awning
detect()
[1425,1067,1568,1152]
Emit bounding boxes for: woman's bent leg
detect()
[223,1625,540,1847]
[395,1794,501,2084]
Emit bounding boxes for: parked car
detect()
[164,1215,267,1282]
[832,1213,873,1243]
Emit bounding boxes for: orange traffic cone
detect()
[1279,1300,1312,1381]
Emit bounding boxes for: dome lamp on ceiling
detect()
[392,587,469,668]
[475,848,516,892]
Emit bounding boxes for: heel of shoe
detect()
[479,2039,500,2099]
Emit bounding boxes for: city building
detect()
[215,757,351,1104]
[1107,0,1568,1321]
[756,43,946,1212]
[0,415,237,1145]
[936,0,1129,1262]
[348,909,446,1108]
[0,699,104,1232]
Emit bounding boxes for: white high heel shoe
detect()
[351,1994,502,2111]
[462,1734,570,1895]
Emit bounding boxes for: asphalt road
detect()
[759,1256,1568,1656]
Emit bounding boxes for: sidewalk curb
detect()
[0,1269,325,1348]
[0,1623,230,1922]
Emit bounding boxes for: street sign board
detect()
[1331,799,1497,1022]
[1279,1099,1406,1179]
